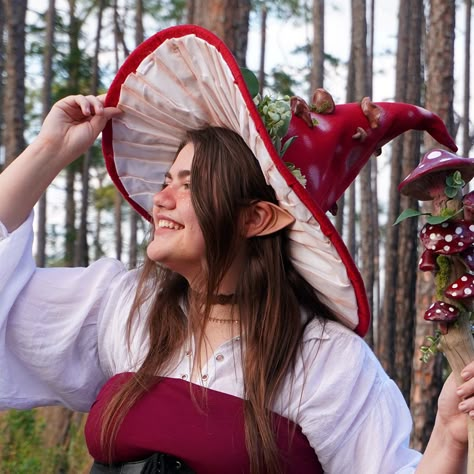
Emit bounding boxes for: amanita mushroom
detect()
[445,273,474,299]
[399,149,474,201]
[419,221,474,254]
[424,300,460,334]
[418,249,439,272]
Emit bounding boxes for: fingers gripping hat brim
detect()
[102,25,372,335]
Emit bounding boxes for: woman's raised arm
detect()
[0,94,121,233]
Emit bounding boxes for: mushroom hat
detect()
[102,25,457,336]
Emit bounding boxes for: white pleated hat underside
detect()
[110,33,360,331]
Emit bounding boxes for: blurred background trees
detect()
[0,0,472,471]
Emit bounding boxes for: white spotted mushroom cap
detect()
[419,220,474,254]
[424,300,459,322]
[399,149,474,200]
[445,273,474,299]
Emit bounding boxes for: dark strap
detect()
[90,453,195,474]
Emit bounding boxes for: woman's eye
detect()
[183,182,190,190]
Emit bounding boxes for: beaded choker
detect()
[191,291,235,306]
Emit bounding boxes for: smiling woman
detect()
[0,24,472,474]
[147,143,206,278]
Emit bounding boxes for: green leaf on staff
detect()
[426,208,463,224]
[393,208,424,225]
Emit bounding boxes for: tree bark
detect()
[410,0,456,451]
[0,0,5,173]
[462,0,472,157]
[75,0,105,267]
[258,5,267,96]
[128,0,144,269]
[37,0,56,268]
[348,0,376,346]
[192,0,251,67]
[394,0,423,404]
[378,0,410,377]
[310,0,324,94]
[3,0,27,167]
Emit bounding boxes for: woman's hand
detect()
[0,94,121,232]
[36,94,121,165]
[416,363,473,473]
[436,360,474,447]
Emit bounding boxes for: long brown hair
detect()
[100,127,336,473]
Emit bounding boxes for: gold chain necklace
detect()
[207,316,240,324]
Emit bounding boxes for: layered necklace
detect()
[192,291,240,324]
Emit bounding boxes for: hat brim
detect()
[102,25,370,336]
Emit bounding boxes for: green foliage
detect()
[394,207,463,226]
[420,330,442,363]
[445,170,465,199]
[94,183,117,211]
[252,0,303,19]
[269,69,297,97]
[435,255,451,300]
[0,411,55,474]
[0,410,91,474]
[241,67,260,97]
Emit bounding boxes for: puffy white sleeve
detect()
[297,321,421,473]
[0,214,129,412]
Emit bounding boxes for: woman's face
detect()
[147,142,206,282]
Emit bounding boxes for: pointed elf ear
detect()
[245,201,295,238]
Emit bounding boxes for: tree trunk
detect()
[191,0,251,67]
[75,0,105,267]
[64,0,81,267]
[462,0,472,157]
[3,0,27,167]
[37,0,56,268]
[128,0,144,268]
[348,0,375,347]
[378,0,410,377]
[0,0,5,173]
[310,0,324,94]
[258,5,267,96]
[393,0,424,405]
[410,0,456,451]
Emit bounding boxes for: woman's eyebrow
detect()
[164,170,191,180]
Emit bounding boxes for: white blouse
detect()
[0,215,421,473]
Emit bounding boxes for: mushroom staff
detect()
[399,148,474,472]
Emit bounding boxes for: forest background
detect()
[0,0,472,472]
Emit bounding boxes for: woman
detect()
[0,25,473,473]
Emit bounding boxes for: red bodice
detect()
[85,373,323,473]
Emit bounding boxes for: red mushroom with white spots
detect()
[424,300,460,334]
[418,249,439,272]
[445,273,474,300]
[399,149,474,201]
[419,220,474,254]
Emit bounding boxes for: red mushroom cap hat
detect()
[102,25,457,337]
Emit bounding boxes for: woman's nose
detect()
[153,186,176,209]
